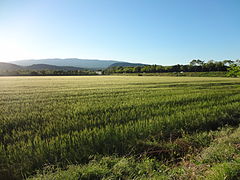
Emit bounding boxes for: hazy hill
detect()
[25,64,84,71]
[0,62,22,71]
[11,58,148,69]
[0,59,148,72]
[12,58,121,69]
[109,62,147,67]
[0,62,84,71]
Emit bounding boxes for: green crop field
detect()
[0,76,240,179]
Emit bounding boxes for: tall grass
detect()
[0,76,239,179]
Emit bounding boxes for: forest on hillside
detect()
[104,60,238,74]
[0,59,239,77]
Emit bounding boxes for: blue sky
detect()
[0,0,239,65]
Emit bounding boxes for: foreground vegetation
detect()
[29,125,240,180]
[0,76,240,179]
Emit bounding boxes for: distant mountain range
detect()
[109,62,147,67]
[26,64,84,71]
[0,62,22,71]
[0,58,147,71]
[12,58,119,69]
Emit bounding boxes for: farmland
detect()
[0,76,240,179]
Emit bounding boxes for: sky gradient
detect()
[0,0,239,65]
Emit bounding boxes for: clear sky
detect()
[0,0,239,65]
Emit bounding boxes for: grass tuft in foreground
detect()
[28,125,240,180]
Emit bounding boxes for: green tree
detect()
[223,60,234,66]
[190,59,204,66]
[226,65,240,77]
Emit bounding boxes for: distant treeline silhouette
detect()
[1,59,239,76]
[104,60,237,74]
[0,70,98,76]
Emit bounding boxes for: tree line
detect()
[0,69,98,76]
[104,60,238,74]
[1,59,239,77]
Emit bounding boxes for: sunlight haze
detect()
[0,0,239,65]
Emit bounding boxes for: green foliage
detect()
[28,156,168,180]
[200,143,237,163]
[104,60,232,74]
[205,161,240,180]
[29,126,240,180]
[227,65,240,77]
